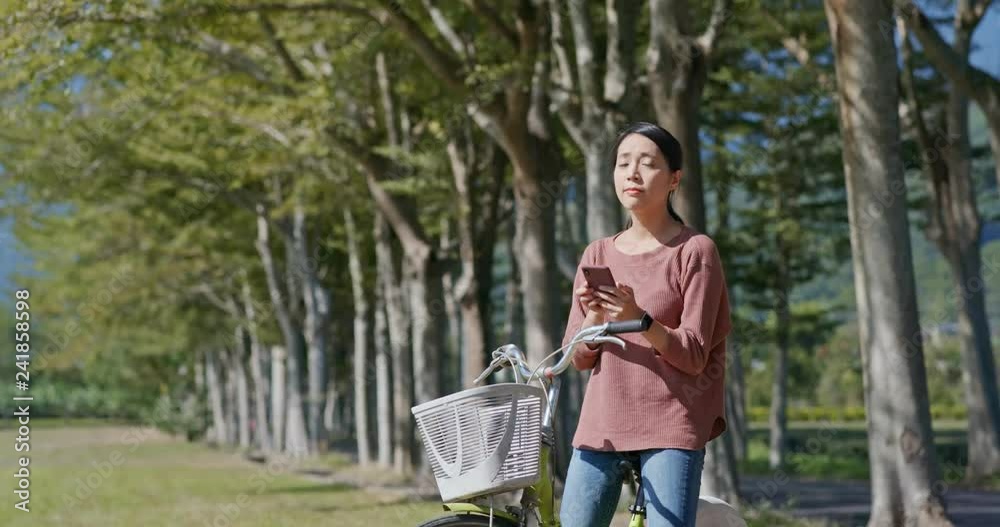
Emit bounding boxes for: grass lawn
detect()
[0,421,832,526]
[0,423,445,527]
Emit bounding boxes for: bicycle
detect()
[411,319,747,527]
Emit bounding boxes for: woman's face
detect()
[613,133,680,215]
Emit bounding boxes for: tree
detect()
[364,1,564,373]
[372,220,395,467]
[548,0,638,239]
[900,1,1000,194]
[0,2,354,458]
[898,1,1000,481]
[646,0,732,232]
[824,1,952,524]
[375,211,415,473]
[445,127,507,388]
[344,208,372,465]
[725,86,846,469]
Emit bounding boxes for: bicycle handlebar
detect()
[543,327,624,378]
[605,316,652,335]
[473,318,649,385]
[472,344,534,385]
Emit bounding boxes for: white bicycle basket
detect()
[411,383,545,502]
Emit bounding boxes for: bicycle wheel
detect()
[416,513,519,527]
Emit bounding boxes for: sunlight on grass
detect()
[0,425,444,527]
[0,423,832,526]
[743,505,836,527]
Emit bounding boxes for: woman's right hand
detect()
[576,286,606,316]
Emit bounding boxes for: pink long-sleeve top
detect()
[562,226,732,452]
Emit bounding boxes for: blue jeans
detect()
[559,447,705,527]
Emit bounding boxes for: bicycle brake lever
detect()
[473,356,511,385]
[589,335,627,349]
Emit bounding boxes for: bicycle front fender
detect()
[442,502,520,524]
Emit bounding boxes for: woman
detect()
[559,122,732,527]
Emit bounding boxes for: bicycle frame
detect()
[440,408,646,527]
[441,440,558,526]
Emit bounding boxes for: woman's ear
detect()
[671,169,683,191]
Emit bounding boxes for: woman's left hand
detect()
[594,282,645,322]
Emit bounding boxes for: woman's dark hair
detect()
[610,121,684,226]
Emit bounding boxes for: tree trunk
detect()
[552,0,634,240]
[303,296,329,451]
[371,47,443,417]
[726,337,747,462]
[581,143,622,239]
[224,348,239,445]
[375,266,394,467]
[270,345,286,452]
[446,135,500,388]
[825,2,952,524]
[717,172,746,462]
[242,276,272,452]
[458,289,486,389]
[206,351,228,445]
[344,208,372,466]
[950,242,1000,478]
[255,204,310,455]
[406,252,448,479]
[900,16,1000,481]
[768,311,789,470]
[656,89,705,230]
[554,370,583,482]
[406,254,445,406]
[504,222,525,348]
[512,56,566,373]
[323,383,346,438]
[376,212,414,474]
[769,225,791,470]
[294,201,330,453]
[646,0,710,231]
[339,386,350,436]
[233,331,252,449]
[701,425,740,505]
[511,166,560,366]
[194,353,207,436]
[564,6,620,240]
[940,19,1000,481]
[443,268,461,389]
[440,219,462,391]
[284,349,310,457]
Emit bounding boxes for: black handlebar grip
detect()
[604,316,651,335]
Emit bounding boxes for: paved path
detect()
[741,476,1000,526]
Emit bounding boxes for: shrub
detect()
[748,405,966,423]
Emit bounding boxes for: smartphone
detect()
[581,265,616,291]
